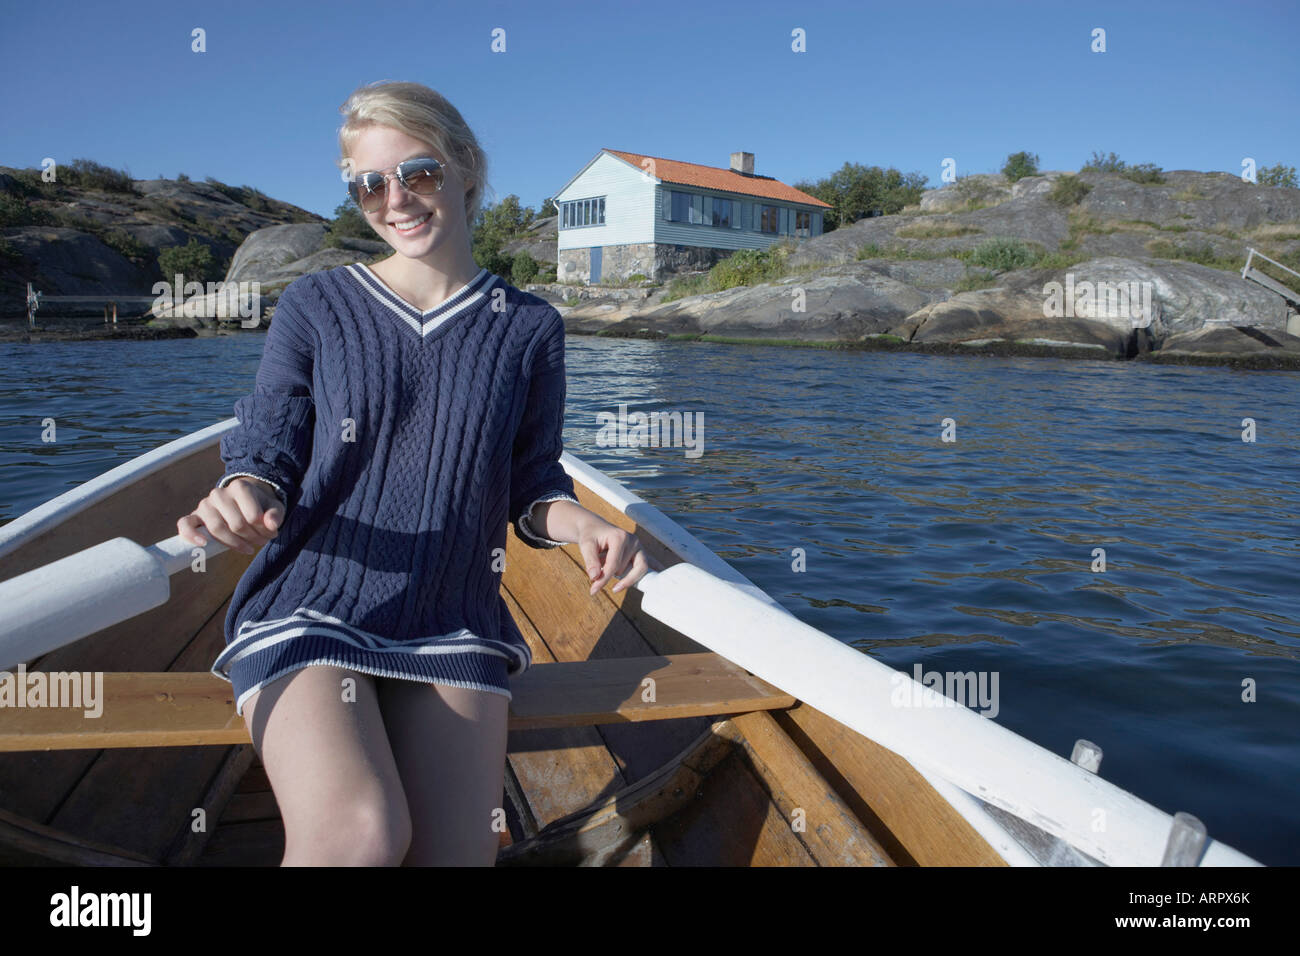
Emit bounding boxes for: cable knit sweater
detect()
[209,263,578,715]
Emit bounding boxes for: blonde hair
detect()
[337,81,488,226]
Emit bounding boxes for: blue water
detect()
[2,333,1297,865]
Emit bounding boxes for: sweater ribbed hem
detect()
[212,607,526,717]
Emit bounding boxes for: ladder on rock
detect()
[1242,248,1300,336]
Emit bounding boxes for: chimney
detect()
[730,151,754,175]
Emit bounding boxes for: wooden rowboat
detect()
[0,420,1261,867]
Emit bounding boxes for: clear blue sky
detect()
[2,0,1296,220]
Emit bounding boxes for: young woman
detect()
[176,80,652,866]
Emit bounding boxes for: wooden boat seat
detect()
[0,653,796,751]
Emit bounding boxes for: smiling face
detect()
[346,124,473,264]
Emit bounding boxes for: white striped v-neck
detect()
[344,263,499,339]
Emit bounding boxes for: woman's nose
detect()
[385,176,414,207]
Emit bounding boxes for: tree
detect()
[1082,151,1126,173]
[328,201,373,239]
[512,251,539,285]
[1001,151,1040,182]
[158,237,218,283]
[1258,163,1298,188]
[471,195,533,276]
[796,163,928,231]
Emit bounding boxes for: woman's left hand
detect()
[577,518,657,596]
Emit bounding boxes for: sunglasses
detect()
[347,157,445,212]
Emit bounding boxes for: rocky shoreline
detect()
[8,165,1299,369]
[546,169,1300,370]
[574,325,1300,369]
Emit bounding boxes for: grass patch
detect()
[856,242,957,261]
[1048,174,1093,206]
[954,270,998,291]
[957,237,1041,272]
[1144,238,1243,271]
[895,220,982,239]
[1120,163,1166,184]
[1067,210,1117,237]
[657,241,805,303]
[1247,223,1300,242]
[1172,188,1206,201]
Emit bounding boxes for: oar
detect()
[632,563,1259,868]
[0,535,226,669]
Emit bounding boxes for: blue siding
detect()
[654,187,823,251]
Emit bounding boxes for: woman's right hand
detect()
[177,477,285,555]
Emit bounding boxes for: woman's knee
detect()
[286,788,412,866]
[242,666,414,866]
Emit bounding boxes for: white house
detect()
[552,149,832,283]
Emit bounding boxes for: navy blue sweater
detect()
[209,263,578,714]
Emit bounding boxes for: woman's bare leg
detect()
[242,665,412,866]
[376,679,511,866]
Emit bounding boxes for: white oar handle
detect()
[632,562,1259,867]
[0,535,227,670]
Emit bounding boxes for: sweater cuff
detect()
[217,472,288,508]
[517,491,580,548]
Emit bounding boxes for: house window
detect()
[758,205,780,234]
[561,196,605,229]
[669,190,694,223]
[711,197,732,228]
[794,210,811,237]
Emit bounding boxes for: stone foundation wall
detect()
[654,244,730,278]
[559,242,735,284]
[557,248,591,284]
[601,243,655,281]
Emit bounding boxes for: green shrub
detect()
[1257,163,1298,188]
[101,228,150,262]
[959,237,1040,272]
[0,193,53,227]
[62,158,138,194]
[710,246,792,290]
[177,172,191,182]
[330,202,373,237]
[158,237,220,283]
[241,186,270,212]
[511,251,539,285]
[1082,151,1126,173]
[7,168,47,195]
[1048,174,1093,206]
[1121,163,1165,184]
[1001,151,1040,182]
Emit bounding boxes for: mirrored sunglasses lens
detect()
[399,160,443,194]
[357,173,387,210]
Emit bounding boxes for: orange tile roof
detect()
[603,149,833,209]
